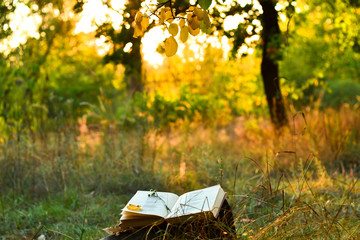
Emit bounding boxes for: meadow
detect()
[1,0,360,239]
[1,104,359,239]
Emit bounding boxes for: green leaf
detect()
[198,0,212,10]
[200,21,211,34]
[158,0,168,3]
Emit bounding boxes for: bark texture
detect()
[260,0,288,127]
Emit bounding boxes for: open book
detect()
[120,185,226,227]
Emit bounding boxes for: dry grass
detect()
[0,105,359,239]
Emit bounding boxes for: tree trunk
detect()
[125,36,143,95]
[126,0,144,95]
[260,0,288,128]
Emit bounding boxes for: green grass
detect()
[1,106,360,239]
[1,162,359,239]
[0,191,128,239]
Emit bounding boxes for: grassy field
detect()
[1,106,360,239]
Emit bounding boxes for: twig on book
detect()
[148,189,172,213]
[201,196,211,212]
[175,192,211,216]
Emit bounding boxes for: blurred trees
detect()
[146,0,358,127]
[213,0,294,127]
[138,0,292,127]
[74,0,145,95]
[101,0,144,94]
[212,0,292,127]
[0,0,359,137]
[0,1,14,39]
[142,45,264,127]
[280,0,360,108]
[0,0,117,136]
[1,0,68,135]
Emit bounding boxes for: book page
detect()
[121,191,179,219]
[166,185,224,219]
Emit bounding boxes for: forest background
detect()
[0,0,360,239]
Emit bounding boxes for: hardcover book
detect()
[119,185,226,227]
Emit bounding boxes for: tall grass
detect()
[0,105,359,239]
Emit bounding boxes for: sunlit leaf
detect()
[179,19,186,28]
[141,17,149,31]
[165,10,173,23]
[198,0,212,10]
[180,26,189,43]
[127,204,142,211]
[203,13,211,29]
[135,12,143,23]
[188,25,200,36]
[133,24,143,38]
[159,8,166,24]
[169,23,179,36]
[165,36,178,57]
[194,7,205,20]
[188,15,200,30]
[156,44,165,54]
[200,21,210,34]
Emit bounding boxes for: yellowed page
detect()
[166,185,225,219]
[121,191,179,220]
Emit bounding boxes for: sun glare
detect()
[0,0,271,62]
[0,3,42,54]
[74,0,121,34]
[142,27,166,67]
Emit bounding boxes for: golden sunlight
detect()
[74,0,124,34]
[0,0,273,61]
[142,27,166,67]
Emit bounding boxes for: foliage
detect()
[0,4,118,137]
[0,0,15,39]
[0,1,360,238]
[280,0,360,107]
[321,81,360,109]
[0,42,117,138]
[133,0,293,126]
[142,45,265,127]
[133,0,293,57]
[91,0,145,93]
[133,3,212,57]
